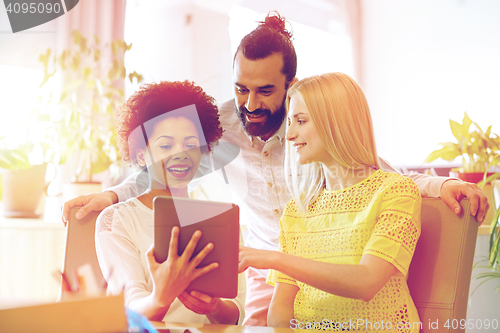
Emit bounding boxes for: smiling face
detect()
[286,92,332,165]
[233,52,288,140]
[137,116,201,191]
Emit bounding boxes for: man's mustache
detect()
[239,107,271,118]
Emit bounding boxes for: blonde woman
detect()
[239,73,421,332]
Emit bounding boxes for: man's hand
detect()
[440,179,490,224]
[61,191,118,226]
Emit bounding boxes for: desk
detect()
[153,322,295,333]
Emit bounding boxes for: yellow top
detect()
[268,170,422,332]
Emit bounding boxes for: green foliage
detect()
[0,143,32,170]
[425,112,500,174]
[39,30,143,182]
[472,172,500,293]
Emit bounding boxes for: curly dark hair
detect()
[235,11,297,84]
[117,80,223,166]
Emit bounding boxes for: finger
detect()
[192,262,219,280]
[475,194,490,225]
[168,227,180,259]
[191,242,214,267]
[61,197,80,225]
[441,190,462,215]
[75,204,92,220]
[190,290,214,303]
[146,244,158,268]
[468,193,480,217]
[61,205,68,227]
[238,261,249,274]
[182,230,202,260]
[178,292,205,314]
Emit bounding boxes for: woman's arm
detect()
[268,283,298,328]
[240,247,397,302]
[96,214,218,321]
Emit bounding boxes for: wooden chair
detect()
[408,198,479,333]
[60,207,104,299]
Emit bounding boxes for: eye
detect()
[259,89,272,95]
[236,87,248,94]
[298,119,306,125]
[160,145,172,149]
[186,144,199,149]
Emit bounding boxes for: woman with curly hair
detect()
[95,80,244,324]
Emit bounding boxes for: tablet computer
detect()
[153,196,239,298]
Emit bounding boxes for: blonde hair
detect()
[285,72,381,211]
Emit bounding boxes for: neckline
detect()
[323,169,381,194]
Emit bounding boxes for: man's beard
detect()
[236,102,286,139]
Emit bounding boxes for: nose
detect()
[286,122,297,141]
[245,91,260,112]
[171,145,189,160]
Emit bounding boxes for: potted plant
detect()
[0,142,48,218]
[38,30,143,198]
[472,189,500,293]
[425,112,500,184]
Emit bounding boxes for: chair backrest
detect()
[408,198,479,333]
[60,207,104,299]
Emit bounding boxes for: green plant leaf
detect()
[94,49,100,62]
[450,119,463,142]
[83,67,91,80]
[38,49,51,68]
[462,112,472,135]
[424,144,460,163]
[128,71,143,84]
[72,30,82,45]
[39,71,55,88]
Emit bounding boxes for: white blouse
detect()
[95,198,245,324]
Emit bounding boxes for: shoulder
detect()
[376,171,420,199]
[218,99,235,113]
[218,99,239,128]
[374,172,422,215]
[96,199,138,233]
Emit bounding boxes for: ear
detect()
[136,149,147,167]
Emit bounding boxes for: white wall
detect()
[361,0,500,169]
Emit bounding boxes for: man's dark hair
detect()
[235,11,297,84]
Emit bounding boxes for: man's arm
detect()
[378,157,489,223]
[61,171,142,225]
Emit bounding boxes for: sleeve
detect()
[221,272,246,325]
[95,205,151,307]
[267,214,298,288]
[378,156,452,198]
[363,177,422,276]
[105,171,144,203]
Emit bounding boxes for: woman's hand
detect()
[146,227,219,315]
[178,290,219,315]
[178,290,239,325]
[238,245,279,273]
